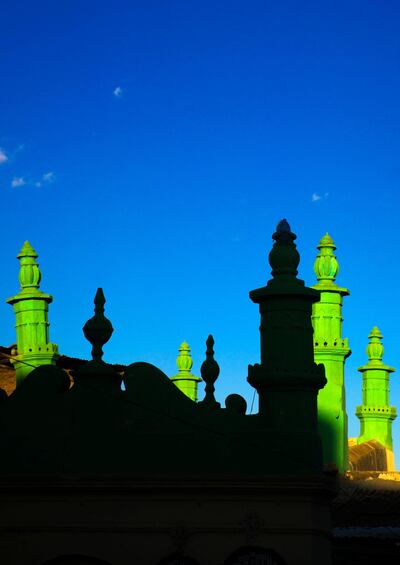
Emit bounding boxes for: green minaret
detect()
[356,327,396,457]
[6,241,59,386]
[312,233,351,472]
[171,341,201,402]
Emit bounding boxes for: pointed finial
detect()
[366,326,384,364]
[171,341,201,401]
[176,341,193,373]
[200,335,220,407]
[314,232,339,284]
[17,241,41,292]
[268,219,300,282]
[83,288,114,362]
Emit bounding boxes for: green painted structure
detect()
[312,233,351,473]
[356,327,397,451]
[170,341,201,401]
[6,241,59,386]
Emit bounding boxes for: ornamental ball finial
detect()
[83,288,114,362]
[314,232,339,283]
[200,335,220,407]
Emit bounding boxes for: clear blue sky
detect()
[1,2,400,456]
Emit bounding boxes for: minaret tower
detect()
[356,327,396,464]
[312,233,351,472]
[171,341,201,402]
[247,220,326,472]
[6,241,59,386]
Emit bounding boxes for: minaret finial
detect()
[268,219,300,284]
[176,342,193,372]
[17,241,41,292]
[170,341,201,402]
[366,326,384,364]
[314,233,339,284]
[199,335,220,408]
[83,288,114,362]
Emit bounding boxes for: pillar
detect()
[356,327,396,456]
[312,233,351,472]
[247,219,326,472]
[6,241,59,386]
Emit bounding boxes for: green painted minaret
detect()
[6,241,59,386]
[171,341,201,401]
[312,233,351,472]
[356,327,396,455]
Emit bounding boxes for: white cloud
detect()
[11,177,25,188]
[35,181,42,187]
[0,148,8,164]
[311,193,321,202]
[42,171,54,182]
[113,86,123,98]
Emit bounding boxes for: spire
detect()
[77,289,121,390]
[356,327,396,457]
[199,335,220,408]
[170,341,201,402]
[83,288,114,363]
[6,242,59,386]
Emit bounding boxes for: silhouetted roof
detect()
[333,474,400,527]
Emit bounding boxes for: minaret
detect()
[247,220,326,472]
[171,341,201,402]
[312,233,351,472]
[6,241,59,386]
[356,327,396,464]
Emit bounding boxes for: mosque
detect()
[0,220,399,564]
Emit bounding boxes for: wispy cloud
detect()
[311,192,329,203]
[34,171,55,187]
[11,177,25,188]
[42,171,54,182]
[0,148,8,164]
[113,86,123,98]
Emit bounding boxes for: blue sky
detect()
[1,2,400,457]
